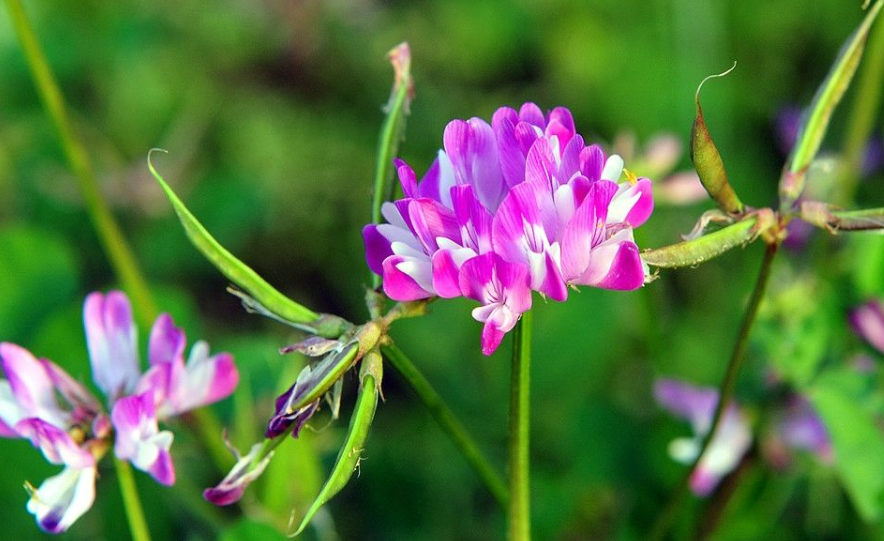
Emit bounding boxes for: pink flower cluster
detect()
[0,291,238,533]
[364,103,654,354]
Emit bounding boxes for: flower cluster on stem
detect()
[364,103,654,354]
[0,291,238,533]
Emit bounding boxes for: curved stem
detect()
[114,459,153,541]
[649,242,778,541]
[508,310,532,541]
[4,0,157,327]
[381,344,508,508]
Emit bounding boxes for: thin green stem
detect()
[508,310,532,541]
[648,242,778,541]
[114,459,153,541]
[381,343,508,508]
[4,0,157,328]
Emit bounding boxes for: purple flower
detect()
[777,397,832,464]
[850,299,884,355]
[0,290,238,533]
[654,379,752,496]
[364,103,654,354]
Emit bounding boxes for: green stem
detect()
[381,343,508,508]
[4,0,157,328]
[836,8,884,207]
[648,242,778,541]
[114,459,153,541]
[508,310,532,541]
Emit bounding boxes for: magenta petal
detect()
[492,106,530,188]
[363,224,394,275]
[111,392,176,485]
[432,250,465,298]
[624,178,654,227]
[148,314,186,367]
[592,241,646,291]
[395,159,419,199]
[382,255,434,301]
[492,182,557,266]
[545,107,576,145]
[407,199,459,253]
[525,137,558,192]
[0,342,63,428]
[16,419,94,468]
[443,118,506,211]
[579,144,606,181]
[689,467,720,497]
[84,291,140,400]
[451,185,493,252]
[850,300,884,354]
[518,102,545,127]
[537,251,568,302]
[480,322,506,356]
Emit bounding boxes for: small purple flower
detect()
[364,103,654,355]
[654,379,752,497]
[778,397,832,464]
[850,299,884,355]
[204,441,274,506]
[0,290,238,533]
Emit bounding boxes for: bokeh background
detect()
[2,1,884,540]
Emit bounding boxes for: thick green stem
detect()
[649,242,778,541]
[4,0,157,328]
[508,311,532,541]
[114,459,153,541]
[381,344,508,507]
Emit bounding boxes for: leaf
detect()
[690,63,744,215]
[291,349,382,536]
[641,217,759,269]
[809,372,884,522]
[147,151,320,327]
[219,518,287,541]
[782,0,884,202]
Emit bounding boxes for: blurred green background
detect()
[2,0,884,540]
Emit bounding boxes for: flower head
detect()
[0,290,238,533]
[364,103,654,354]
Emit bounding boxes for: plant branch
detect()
[114,459,153,541]
[381,343,508,508]
[649,242,778,541]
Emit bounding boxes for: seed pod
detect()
[642,217,759,269]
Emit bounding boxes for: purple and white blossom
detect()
[364,103,654,354]
[0,290,238,533]
[654,379,752,497]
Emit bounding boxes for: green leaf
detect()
[147,151,320,326]
[219,518,287,541]
[782,0,884,203]
[641,217,759,269]
[690,63,745,215]
[292,349,382,537]
[809,372,884,522]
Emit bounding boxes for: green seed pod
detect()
[642,217,760,269]
[691,64,745,216]
[291,350,382,537]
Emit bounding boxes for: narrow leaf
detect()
[642,217,759,269]
[292,350,381,536]
[691,63,744,215]
[782,0,884,202]
[148,151,319,326]
[809,374,884,522]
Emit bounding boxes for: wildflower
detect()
[849,299,884,354]
[0,291,238,533]
[364,103,654,354]
[653,379,752,496]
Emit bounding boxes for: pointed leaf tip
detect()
[147,151,321,327]
[782,0,884,203]
[691,63,745,215]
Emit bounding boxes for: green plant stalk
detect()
[5,0,157,328]
[836,8,884,206]
[648,242,778,541]
[381,343,508,508]
[508,310,532,541]
[114,459,153,541]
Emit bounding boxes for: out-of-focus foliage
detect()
[2,1,884,540]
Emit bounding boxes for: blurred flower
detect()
[765,396,832,468]
[0,291,237,533]
[364,103,654,354]
[849,299,884,354]
[654,379,752,497]
[203,441,273,506]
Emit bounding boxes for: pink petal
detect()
[382,255,435,301]
[0,342,65,429]
[363,224,394,275]
[407,199,460,253]
[431,249,465,298]
[15,419,94,468]
[111,392,176,486]
[148,314,186,367]
[443,118,506,212]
